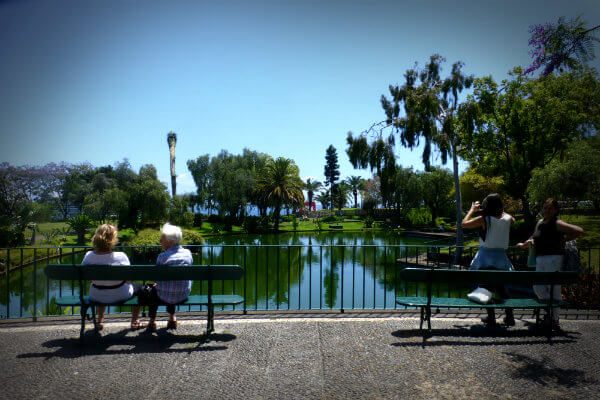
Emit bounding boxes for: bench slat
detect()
[45,264,243,281]
[395,296,563,308]
[54,294,244,307]
[399,268,579,285]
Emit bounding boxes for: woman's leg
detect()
[534,255,563,322]
[97,305,106,327]
[167,304,176,321]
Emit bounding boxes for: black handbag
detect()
[136,283,155,305]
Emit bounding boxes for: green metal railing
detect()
[1,244,598,319]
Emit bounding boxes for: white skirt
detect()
[89,282,135,304]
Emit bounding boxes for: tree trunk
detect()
[169,146,176,197]
[273,204,281,231]
[452,143,464,266]
[354,191,358,209]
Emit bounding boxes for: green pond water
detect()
[1,231,460,318]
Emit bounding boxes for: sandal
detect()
[166,320,177,330]
[95,322,104,331]
[144,321,157,333]
[131,320,148,330]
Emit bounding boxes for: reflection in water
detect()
[1,232,454,318]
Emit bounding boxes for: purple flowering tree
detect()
[524,16,600,76]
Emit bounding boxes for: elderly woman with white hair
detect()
[145,222,193,332]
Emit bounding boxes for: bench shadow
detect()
[16,328,236,359]
[504,352,597,388]
[391,322,579,347]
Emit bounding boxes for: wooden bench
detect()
[44,264,244,343]
[328,225,343,229]
[396,267,579,339]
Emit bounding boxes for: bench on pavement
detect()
[396,267,579,339]
[44,264,244,343]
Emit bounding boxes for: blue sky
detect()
[1,0,599,195]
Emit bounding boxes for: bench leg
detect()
[426,306,432,332]
[204,304,215,342]
[91,305,99,332]
[419,307,424,330]
[80,305,89,344]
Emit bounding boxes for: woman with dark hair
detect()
[517,198,583,329]
[463,193,516,327]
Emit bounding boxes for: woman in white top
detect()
[462,193,516,327]
[82,224,145,330]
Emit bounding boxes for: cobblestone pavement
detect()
[0,312,599,400]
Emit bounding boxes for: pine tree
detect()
[324,145,340,210]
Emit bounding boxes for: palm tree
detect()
[255,157,304,231]
[315,190,330,211]
[303,178,322,211]
[167,131,177,197]
[346,176,365,208]
[333,182,351,211]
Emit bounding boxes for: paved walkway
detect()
[1,311,599,399]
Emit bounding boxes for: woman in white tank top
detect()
[462,193,516,327]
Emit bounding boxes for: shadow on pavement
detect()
[390,323,579,347]
[505,352,598,388]
[16,328,236,359]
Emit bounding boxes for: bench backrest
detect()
[400,268,579,286]
[45,264,243,281]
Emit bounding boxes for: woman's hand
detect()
[470,201,481,213]
[516,239,533,249]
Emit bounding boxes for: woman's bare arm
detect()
[462,201,484,229]
[556,220,584,241]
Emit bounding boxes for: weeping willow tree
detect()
[167,131,177,197]
[348,54,474,264]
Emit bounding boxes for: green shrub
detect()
[291,215,299,231]
[211,223,222,234]
[315,219,323,231]
[406,208,430,227]
[128,228,204,248]
[129,229,161,247]
[182,211,195,228]
[67,214,96,245]
[182,229,204,245]
[321,215,337,223]
[364,216,374,229]
[243,217,259,233]
[259,215,271,231]
[0,225,25,247]
[193,213,203,228]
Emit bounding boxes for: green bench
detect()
[396,267,579,339]
[44,264,244,343]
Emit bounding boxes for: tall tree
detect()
[461,67,600,219]
[527,140,600,209]
[352,54,473,260]
[390,166,421,220]
[167,131,177,197]
[303,178,322,211]
[255,157,304,231]
[524,16,600,77]
[333,181,351,211]
[418,167,454,226]
[324,145,340,210]
[346,176,365,208]
[315,190,330,211]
